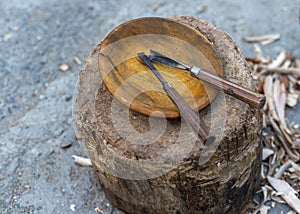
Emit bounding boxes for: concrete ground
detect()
[0,0,299,213]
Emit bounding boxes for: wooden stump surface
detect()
[76,16,262,214]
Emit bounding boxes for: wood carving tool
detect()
[149,49,266,109]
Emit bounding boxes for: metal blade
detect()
[149,49,190,70]
[137,52,169,86]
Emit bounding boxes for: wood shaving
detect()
[261,186,270,203]
[244,33,280,45]
[267,176,300,213]
[287,93,299,107]
[247,45,300,213]
[94,207,104,213]
[73,56,82,65]
[262,148,274,160]
[253,44,272,64]
[271,191,285,204]
[72,155,92,167]
[274,160,291,178]
[265,67,300,76]
[267,51,286,69]
[60,141,72,149]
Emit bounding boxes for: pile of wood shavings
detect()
[246,44,300,213]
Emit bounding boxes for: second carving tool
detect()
[138,52,214,144]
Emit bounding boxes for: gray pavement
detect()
[0,0,299,213]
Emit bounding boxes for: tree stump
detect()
[76,16,262,214]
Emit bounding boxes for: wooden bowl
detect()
[98,17,223,118]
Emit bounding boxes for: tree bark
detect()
[76,16,262,214]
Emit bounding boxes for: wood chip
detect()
[290,160,300,175]
[290,173,298,179]
[276,147,285,162]
[261,164,266,179]
[274,160,291,178]
[262,148,274,160]
[72,155,92,167]
[255,204,271,214]
[287,93,298,107]
[94,207,104,213]
[261,186,270,203]
[73,56,82,65]
[59,63,69,72]
[273,79,286,126]
[264,76,278,121]
[271,191,285,203]
[266,67,300,76]
[282,59,292,68]
[253,44,272,63]
[267,51,287,70]
[261,34,280,45]
[273,79,292,137]
[60,142,72,149]
[267,176,300,213]
[244,34,280,45]
[289,167,296,173]
[4,33,14,42]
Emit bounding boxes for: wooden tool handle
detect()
[163,84,209,142]
[195,68,266,109]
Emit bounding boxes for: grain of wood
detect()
[98,17,222,118]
